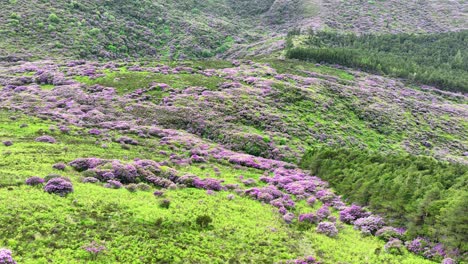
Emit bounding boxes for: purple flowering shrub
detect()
[104,180,123,189]
[112,162,138,183]
[43,177,73,196]
[193,178,225,191]
[298,213,319,224]
[286,256,320,264]
[2,141,13,147]
[442,258,456,264]
[283,213,295,224]
[82,177,99,183]
[52,163,66,170]
[35,135,56,144]
[69,158,105,172]
[25,176,45,186]
[0,248,16,264]
[339,204,370,224]
[82,241,106,260]
[316,222,338,237]
[353,216,385,235]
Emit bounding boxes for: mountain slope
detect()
[1,0,466,60]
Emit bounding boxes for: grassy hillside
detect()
[0,59,466,262]
[1,0,466,60]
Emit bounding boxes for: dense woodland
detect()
[286,30,468,93]
[301,147,468,252]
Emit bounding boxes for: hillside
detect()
[1,0,467,60]
[0,59,466,263]
[0,0,467,263]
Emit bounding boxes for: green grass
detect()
[75,70,225,94]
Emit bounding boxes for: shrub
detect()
[354,216,385,234]
[25,176,45,186]
[442,258,456,264]
[298,213,319,224]
[104,180,123,189]
[69,158,104,172]
[137,183,151,191]
[375,226,405,241]
[195,215,213,228]
[88,129,101,135]
[0,248,16,264]
[316,222,338,237]
[35,136,56,144]
[52,163,66,170]
[82,177,99,183]
[153,190,164,197]
[112,162,138,183]
[2,141,13,147]
[283,213,295,224]
[44,177,73,196]
[159,199,170,209]
[339,204,370,224]
[48,13,60,23]
[384,238,404,255]
[306,196,316,206]
[125,183,138,192]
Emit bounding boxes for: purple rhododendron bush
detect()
[0,58,466,264]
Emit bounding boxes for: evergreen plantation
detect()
[286,30,468,93]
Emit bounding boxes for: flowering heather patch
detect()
[316,222,338,237]
[43,177,73,196]
[112,162,138,183]
[298,213,319,224]
[442,258,456,264]
[316,205,331,221]
[69,158,105,171]
[283,213,295,224]
[0,249,16,264]
[193,178,225,191]
[339,205,370,224]
[82,241,106,260]
[52,163,66,170]
[353,216,385,234]
[82,177,99,183]
[2,141,13,147]
[104,180,123,189]
[117,136,138,145]
[405,237,430,255]
[88,129,101,135]
[153,190,165,197]
[35,135,56,144]
[190,154,206,163]
[286,256,320,264]
[25,176,45,186]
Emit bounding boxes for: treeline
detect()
[300,147,468,252]
[286,30,468,93]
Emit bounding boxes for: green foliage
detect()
[287,31,468,92]
[48,13,60,23]
[301,147,468,250]
[195,215,213,228]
